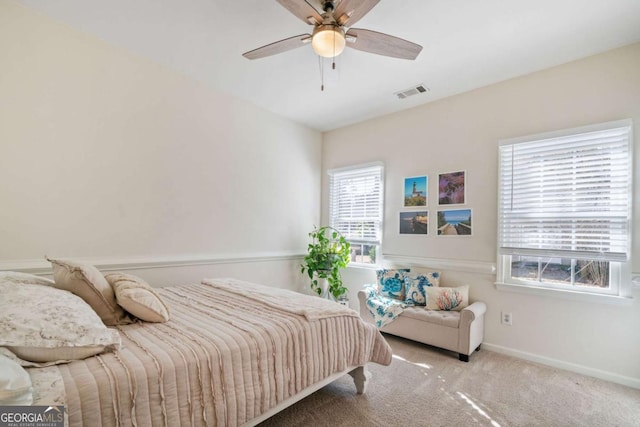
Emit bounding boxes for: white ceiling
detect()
[17,0,640,131]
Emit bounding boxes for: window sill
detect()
[347,263,380,271]
[494,282,634,306]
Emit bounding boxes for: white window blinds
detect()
[498,120,632,262]
[328,164,384,245]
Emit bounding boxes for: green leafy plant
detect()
[300,226,351,300]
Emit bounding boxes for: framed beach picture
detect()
[404,176,427,207]
[437,209,472,236]
[399,211,428,235]
[438,171,466,205]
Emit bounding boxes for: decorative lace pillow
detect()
[403,270,440,306]
[0,281,121,363]
[47,257,131,326]
[376,269,410,300]
[0,271,55,287]
[105,272,170,323]
[425,285,469,311]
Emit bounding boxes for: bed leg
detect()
[349,366,371,394]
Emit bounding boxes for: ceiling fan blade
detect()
[242,34,311,60]
[333,0,380,27]
[345,28,422,60]
[276,0,323,25]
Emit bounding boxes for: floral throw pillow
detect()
[376,269,410,300]
[0,281,121,363]
[403,271,440,306]
[425,285,469,311]
[0,271,55,287]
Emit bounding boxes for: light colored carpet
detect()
[258,334,640,426]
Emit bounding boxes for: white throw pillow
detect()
[0,281,121,363]
[425,285,470,311]
[0,354,33,405]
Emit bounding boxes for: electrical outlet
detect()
[501,312,513,326]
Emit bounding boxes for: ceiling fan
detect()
[242,0,422,61]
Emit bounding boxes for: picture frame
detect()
[437,209,472,236]
[438,171,466,205]
[399,211,429,235]
[404,175,428,207]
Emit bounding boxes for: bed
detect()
[19,277,392,426]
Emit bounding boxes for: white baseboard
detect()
[482,342,640,390]
[0,252,306,275]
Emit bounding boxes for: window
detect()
[497,120,633,299]
[328,163,384,266]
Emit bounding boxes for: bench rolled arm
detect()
[459,301,486,355]
[460,301,487,324]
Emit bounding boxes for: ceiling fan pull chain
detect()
[320,56,325,91]
[332,28,337,70]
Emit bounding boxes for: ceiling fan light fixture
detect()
[311,25,346,58]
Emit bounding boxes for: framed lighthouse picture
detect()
[403,175,427,207]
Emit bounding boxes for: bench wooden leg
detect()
[459,344,481,362]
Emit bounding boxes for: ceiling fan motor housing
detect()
[321,0,336,13]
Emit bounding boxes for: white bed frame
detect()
[243,366,371,426]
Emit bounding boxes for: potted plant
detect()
[300,226,351,301]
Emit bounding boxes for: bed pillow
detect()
[47,257,131,326]
[0,281,121,363]
[425,285,469,311]
[0,354,33,405]
[403,270,440,306]
[105,272,170,323]
[376,269,410,300]
[0,271,55,287]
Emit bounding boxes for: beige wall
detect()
[323,43,640,387]
[0,1,321,289]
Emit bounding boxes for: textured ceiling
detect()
[17,0,640,131]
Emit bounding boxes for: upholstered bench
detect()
[358,290,486,362]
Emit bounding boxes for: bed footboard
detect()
[243,365,369,426]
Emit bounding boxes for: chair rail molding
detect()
[0,251,306,275]
[382,254,496,275]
